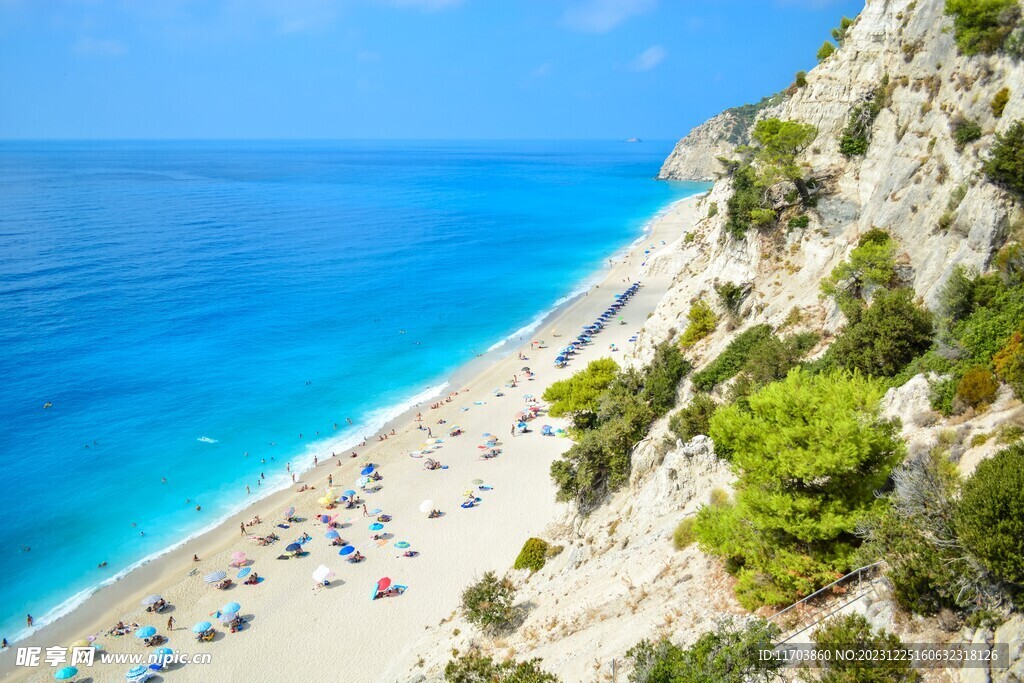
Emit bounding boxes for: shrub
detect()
[812,614,922,682]
[839,86,886,158]
[788,214,810,229]
[698,369,903,607]
[944,0,1021,55]
[795,70,808,88]
[707,201,718,218]
[668,394,718,442]
[642,342,692,415]
[956,442,1024,584]
[832,16,855,45]
[817,41,836,61]
[461,572,517,633]
[827,288,934,378]
[714,281,745,318]
[820,229,897,313]
[938,264,977,323]
[513,538,550,572]
[992,87,1011,118]
[673,518,697,550]
[984,119,1024,197]
[691,324,774,391]
[625,618,781,683]
[445,652,559,683]
[679,299,717,348]
[951,116,983,150]
[955,366,1000,410]
[994,331,1024,399]
[994,242,1024,285]
[725,163,767,240]
[542,358,618,426]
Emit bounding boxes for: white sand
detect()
[5,195,703,683]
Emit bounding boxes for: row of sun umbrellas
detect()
[555,283,640,367]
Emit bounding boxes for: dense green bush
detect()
[626,618,781,683]
[812,614,921,682]
[707,201,718,218]
[820,229,897,314]
[938,264,977,324]
[832,16,855,45]
[795,70,808,88]
[817,41,836,61]
[955,366,1000,410]
[697,369,903,608]
[714,281,745,318]
[788,214,810,229]
[733,331,819,394]
[994,331,1024,398]
[724,163,766,240]
[679,299,717,348]
[826,288,934,378]
[445,652,559,683]
[668,394,718,442]
[985,120,1024,197]
[992,87,1011,118]
[691,324,774,392]
[944,0,1021,55]
[513,538,550,572]
[542,358,618,427]
[956,443,1024,584]
[461,571,517,633]
[951,116,983,150]
[551,342,689,510]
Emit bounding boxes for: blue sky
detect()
[0,0,863,139]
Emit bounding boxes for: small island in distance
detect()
[625,137,641,142]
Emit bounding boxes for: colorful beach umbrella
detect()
[283,506,295,518]
[360,465,375,476]
[286,542,302,552]
[54,667,77,681]
[204,571,226,583]
[219,612,238,623]
[343,489,356,498]
[141,594,162,606]
[395,541,410,549]
[320,514,330,523]
[325,529,340,540]
[154,646,173,658]
[357,476,370,487]
[472,479,483,485]
[231,551,246,561]
[192,621,212,633]
[377,576,392,591]
[312,565,334,584]
[339,544,355,556]
[369,522,384,531]
[134,626,156,638]
[222,602,241,614]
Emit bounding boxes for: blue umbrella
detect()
[204,571,226,583]
[395,541,411,549]
[343,489,356,498]
[192,621,212,633]
[222,601,241,614]
[339,544,355,556]
[135,626,156,638]
[325,529,340,539]
[369,522,384,531]
[54,667,77,681]
[360,465,375,476]
[319,514,330,523]
[286,542,302,552]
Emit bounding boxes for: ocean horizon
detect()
[0,139,708,642]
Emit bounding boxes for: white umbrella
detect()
[419,499,434,514]
[312,565,335,584]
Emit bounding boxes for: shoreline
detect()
[2,192,705,682]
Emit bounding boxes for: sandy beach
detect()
[3,195,702,683]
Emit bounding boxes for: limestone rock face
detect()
[657,109,750,181]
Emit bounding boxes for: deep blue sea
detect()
[0,140,707,641]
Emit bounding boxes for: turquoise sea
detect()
[0,140,707,641]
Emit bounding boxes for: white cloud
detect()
[629,44,666,71]
[562,0,655,34]
[73,37,127,56]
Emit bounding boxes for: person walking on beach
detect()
[240,523,246,536]
[167,616,175,631]
[327,474,333,486]
[362,504,369,517]
[511,424,515,437]
[314,455,318,466]
[26,615,32,627]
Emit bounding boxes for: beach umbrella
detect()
[357,476,371,487]
[70,639,91,649]
[320,514,331,523]
[54,667,77,681]
[283,506,295,518]
[126,665,149,679]
[222,601,241,614]
[192,621,212,633]
[231,551,246,561]
[472,478,484,485]
[395,541,410,549]
[312,565,334,584]
[482,432,492,437]
[134,626,156,638]
[154,646,173,660]
[219,611,238,624]
[318,496,334,506]
[360,465,375,476]
[377,576,392,591]
[419,499,433,514]
[343,489,356,498]
[517,422,527,429]
[141,594,162,606]
[325,529,340,540]
[204,571,227,583]
[369,522,384,531]
[339,544,355,556]
[286,542,302,552]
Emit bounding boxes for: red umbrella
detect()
[377,577,391,591]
